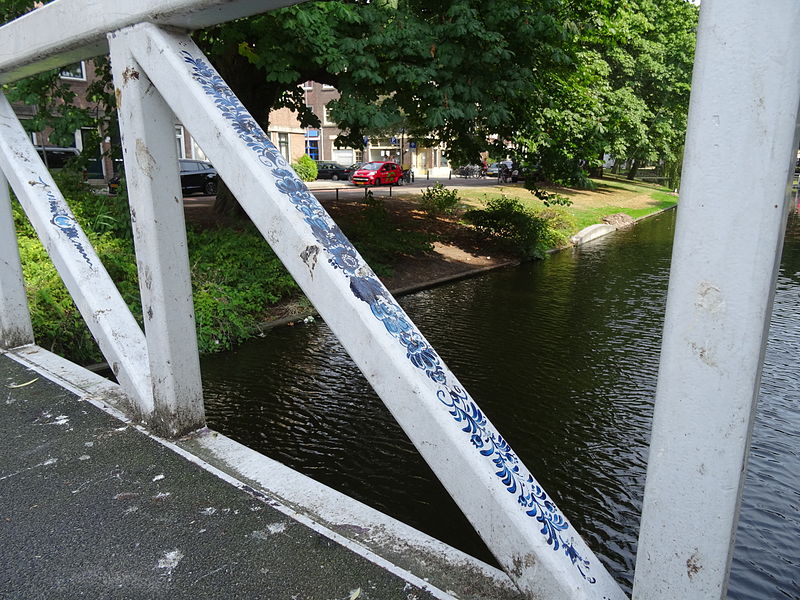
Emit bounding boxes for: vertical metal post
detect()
[633,1,800,598]
[0,169,34,349]
[109,38,204,438]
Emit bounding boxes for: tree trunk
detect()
[212,178,246,218]
[589,151,605,178]
[627,158,639,180]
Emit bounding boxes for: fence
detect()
[1,1,797,599]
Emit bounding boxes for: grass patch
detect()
[450,178,676,235]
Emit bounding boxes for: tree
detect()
[509,0,697,188]
[588,0,698,185]
[195,0,590,213]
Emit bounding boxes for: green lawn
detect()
[434,176,678,235]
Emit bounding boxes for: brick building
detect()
[14,66,454,183]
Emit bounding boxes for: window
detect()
[175,126,186,159]
[302,81,313,90]
[278,133,290,162]
[305,139,319,161]
[60,61,86,81]
[323,105,334,125]
[322,84,335,90]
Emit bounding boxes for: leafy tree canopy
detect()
[196,0,595,165]
[2,0,698,188]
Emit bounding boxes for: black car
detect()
[179,159,218,195]
[108,159,219,196]
[315,161,352,181]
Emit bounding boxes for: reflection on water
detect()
[201,209,798,597]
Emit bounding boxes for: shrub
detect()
[531,206,576,250]
[343,191,433,275]
[292,154,318,182]
[463,195,552,260]
[419,183,460,217]
[186,225,299,352]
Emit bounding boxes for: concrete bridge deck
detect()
[0,350,519,600]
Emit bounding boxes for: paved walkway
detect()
[0,354,444,600]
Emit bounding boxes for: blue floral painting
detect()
[32,177,92,267]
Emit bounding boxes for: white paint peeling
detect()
[251,521,290,538]
[152,473,165,482]
[78,454,91,461]
[200,507,216,516]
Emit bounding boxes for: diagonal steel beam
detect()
[0,93,153,415]
[112,23,627,599]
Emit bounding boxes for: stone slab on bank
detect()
[0,351,450,600]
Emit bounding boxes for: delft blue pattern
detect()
[33,177,92,267]
[182,50,595,583]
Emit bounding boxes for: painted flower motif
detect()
[328,241,361,273]
[273,169,307,196]
[30,177,92,267]
[350,276,385,304]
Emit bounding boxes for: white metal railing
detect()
[0,1,797,599]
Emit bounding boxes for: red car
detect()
[351,161,403,186]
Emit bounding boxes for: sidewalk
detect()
[0,353,448,600]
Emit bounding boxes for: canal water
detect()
[201,209,798,598]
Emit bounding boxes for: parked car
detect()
[494,160,524,183]
[108,159,219,196]
[347,162,364,181]
[350,161,403,186]
[179,159,218,195]
[485,162,502,177]
[315,161,352,181]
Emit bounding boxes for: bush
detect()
[342,191,433,275]
[12,172,301,361]
[419,183,460,217]
[463,195,552,260]
[292,154,318,182]
[186,226,298,352]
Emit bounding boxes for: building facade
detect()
[13,69,454,183]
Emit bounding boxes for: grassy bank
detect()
[13,173,676,364]
[456,175,677,233]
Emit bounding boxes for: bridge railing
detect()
[0,2,625,598]
[1,1,798,599]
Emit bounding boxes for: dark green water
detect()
[201,209,798,598]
